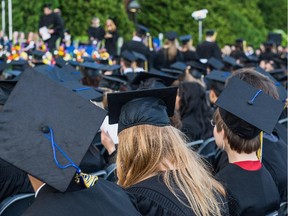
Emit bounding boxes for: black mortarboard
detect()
[263,40,274,47]
[207,57,224,70]
[0,61,8,72]
[121,50,136,62]
[10,60,29,72]
[179,35,192,44]
[83,56,96,63]
[161,68,183,77]
[55,57,67,68]
[206,30,215,36]
[58,64,83,81]
[32,50,45,60]
[108,87,177,133]
[68,60,80,67]
[136,24,149,36]
[235,38,244,43]
[216,77,284,138]
[0,68,107,192]
[61,81,103,102]
[170,62,187,72]
[186,60,207,71]
[80,62,102,70]
[255,67,287,102]
[165,31,178,41]
[99,75,128,91]
[131,71,177,87]
[206,70,231,83]
[102,64,121,72]
[34,65,60,82]
[223,56,243,68]
[132,51,147,62]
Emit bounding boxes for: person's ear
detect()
[209,89,218,104]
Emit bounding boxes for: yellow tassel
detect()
[257,131,263,161]
[75,172,98,188]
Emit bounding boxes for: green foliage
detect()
[3,0,133,40]
[137,0,270,47]
[0,0,285,47]
[258,0,287,31]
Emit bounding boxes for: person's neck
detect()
[206,37,213,42]
[28,174,45,192]
[226,147,258,163]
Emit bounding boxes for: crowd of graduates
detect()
[0,3,287,216]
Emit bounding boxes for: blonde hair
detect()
[105,19,117,32]
[164,39,178,61]
[117,125,226,216]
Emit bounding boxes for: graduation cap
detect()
[255,67,287,102]
[108,87,177,133]
[0,68,107,192]
[165,31,178,41]
[61,80,103,102]
[223,56,243,68]
[136,24,149,36]
[82,56,96,63]
[9,59,29,72]
[206,70,231,83]
[59,64,83,81]
[99,75,128,91]
[32,50,45,60]
[206,30,215,36]
[207,57,224,70]
[216,77,284,139]
[34,64,60,82]
[132,51,147,62]
[68,60,81,67]
[268,32,282,46]
[186,60,207,71]
[161,68,183,77]
[55,57,67,67]
[131,71,177,87]
[179,35,192,44]
[121,50,136,62]
[80,62,102,77]
[170,62,187,72]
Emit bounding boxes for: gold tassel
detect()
[75,172,98,188]
[257,131,263,161]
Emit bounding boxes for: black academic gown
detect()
[23,179,141,216]
[105,31,119,57]
[153,48,184,70]
[181,50,199,62]
[196,41,222,60]
[214,126,287,202]
[0,159,33,203]
[121,40,150,60]
[216,164,280,215]
[127,174,228,216]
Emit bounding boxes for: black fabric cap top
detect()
[165,31,178,41]
[179,35,192,44]
[206,70,231,83]
[216,77,284,138]
[107,87,177,133]
[170,62,187,72]
[207,57,224,70]
[206,30,215,36]
[0,68,107,192]
[131,71,177,87]
[121,50,136,62]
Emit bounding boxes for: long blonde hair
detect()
[164,39,178,61]
[117,125,226,216]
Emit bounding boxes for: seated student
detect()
[0,68,141,216]
[176,81,213,142]
[213,75,283,215]
[120,50,136,74]
[104,87,228,216]
[214,68,287,202]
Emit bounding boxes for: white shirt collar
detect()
[35,183,46,198]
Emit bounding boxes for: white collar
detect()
[132,36,142,42]
[35,183,46,198]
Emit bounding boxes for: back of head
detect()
[117,124,225,216]
[178,81,208,118]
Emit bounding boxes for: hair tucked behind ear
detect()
[117,125,226,216]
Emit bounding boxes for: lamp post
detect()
[2,0,5,35]
[128,0,141,25]
[191,9,208,43]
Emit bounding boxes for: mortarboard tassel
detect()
[257,131,263,162]
[42,127,99,189]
